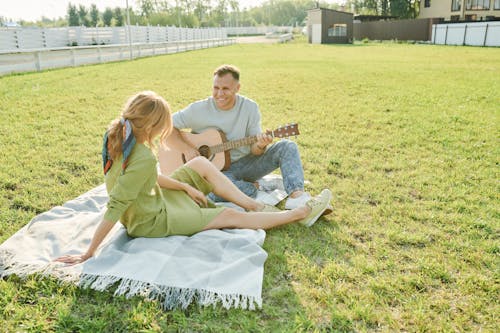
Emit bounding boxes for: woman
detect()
[56,91,331,265]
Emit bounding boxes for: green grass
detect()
[1,40,499,332]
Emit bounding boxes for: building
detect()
[419,0,500,21]
[307,7,353,44]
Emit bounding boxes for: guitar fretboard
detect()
[210,135,260,154]
[205,124,298,155]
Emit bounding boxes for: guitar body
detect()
[158,123,299,176]
[159,129,230,175]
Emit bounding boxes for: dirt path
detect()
[234,36,278,44]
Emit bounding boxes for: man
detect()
[165,64,330,211]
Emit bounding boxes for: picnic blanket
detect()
[0,175,287,310]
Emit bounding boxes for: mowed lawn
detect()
[0,40,498,332]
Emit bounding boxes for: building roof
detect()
[307,7,353,16]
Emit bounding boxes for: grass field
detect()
[0,39,499,332]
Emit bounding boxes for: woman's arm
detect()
[54,219,116,265]
[157,173,207,207]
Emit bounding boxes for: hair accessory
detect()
[102,118,137,175]
[120,118,136,173]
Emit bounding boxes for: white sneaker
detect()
[323,204,333,216]
[298,189,332,227]
[285,192,311,209]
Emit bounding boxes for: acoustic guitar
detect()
[159,123,300,175]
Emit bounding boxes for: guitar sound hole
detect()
[198,145,211,159]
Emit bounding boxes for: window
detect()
[451,0,461,11]
[495,0,500,9]
[424,0,431,8]
[328,24,347,37]
[466,0,490,10]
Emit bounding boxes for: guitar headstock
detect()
[271,123,300,138]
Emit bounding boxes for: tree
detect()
[103,7,114,26]
[381,0,389,15]
[138,0,155,18]
[114,7,124,26]
[90,4,100,26]
[345,0,419,18]
[67,3,79,26]
[229,0,239,26]
[78,4,90,26]
[194,0,211,25]
[213,0,229,26]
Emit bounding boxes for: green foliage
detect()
[77,4,90,27]
[346,0,420,18]
[113,7,124,27]
[89,4,100,27]
[102,7,113,27]
[67,3,79,26]
[10,0,422,28]
[0,40,499,332]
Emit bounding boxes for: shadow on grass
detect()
[261,217,357,333]
[46,264,308,332]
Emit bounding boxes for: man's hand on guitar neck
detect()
[251,131,273,155]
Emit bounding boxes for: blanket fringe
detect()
[79,273,262,310]
[1,254,262,310]
[0,250,80,283]
[0,250,34,278]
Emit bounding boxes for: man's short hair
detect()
[213,64,240,81]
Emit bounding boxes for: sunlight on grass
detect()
[1,39,499,331]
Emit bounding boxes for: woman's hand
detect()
[157,174,208,207]
[184,185,208,208]
[54,253,92,266]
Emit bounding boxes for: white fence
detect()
[432,21,500,47]
[0,26,233,76]
[0,26,228,50]
[225,26,293,35]
[0,39,234,76]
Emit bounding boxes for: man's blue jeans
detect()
[209,140,304,202]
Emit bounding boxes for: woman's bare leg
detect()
[185,157,262,211]
[203,206,310,231]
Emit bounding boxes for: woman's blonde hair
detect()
[107,91,172,160]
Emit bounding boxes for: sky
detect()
[1,1,342,22]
